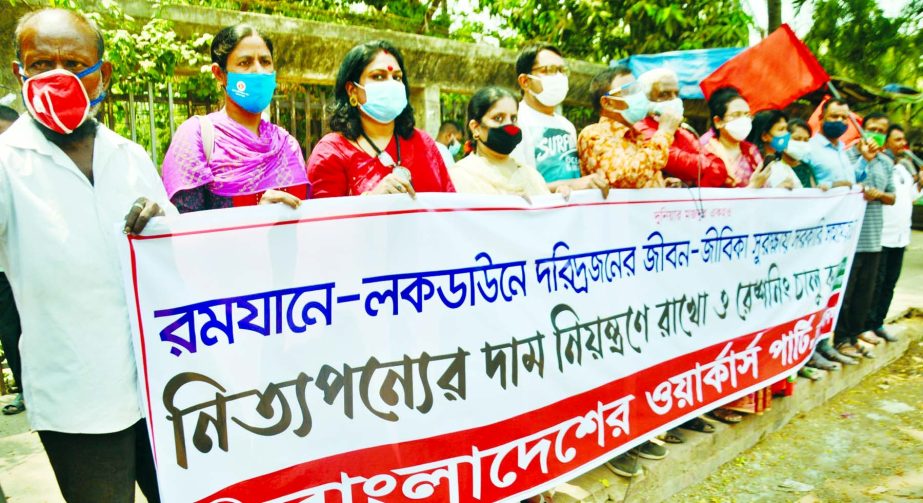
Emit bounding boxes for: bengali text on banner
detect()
[119,188,864,503]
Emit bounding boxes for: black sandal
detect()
[662,427,686,444]
[678,417,715,433]
[709,408,744,424]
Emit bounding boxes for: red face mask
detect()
[20,61,106,135]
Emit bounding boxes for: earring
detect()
[349,95,359,107]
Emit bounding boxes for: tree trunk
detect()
[420,0,445,33]
[767,0,782,33]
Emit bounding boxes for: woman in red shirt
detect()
[307,40,455,197]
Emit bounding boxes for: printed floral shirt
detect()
[577,116,672,188]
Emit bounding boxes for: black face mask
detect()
[480,124,522,155]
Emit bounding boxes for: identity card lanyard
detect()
[360,131,412,184]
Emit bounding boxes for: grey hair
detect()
[638,67,679,98]
[15,9,105,61]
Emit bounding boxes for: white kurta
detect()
[0,116,173,433]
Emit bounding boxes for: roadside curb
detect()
[551,312,922,503]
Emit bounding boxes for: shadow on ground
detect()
[670,317,923,503]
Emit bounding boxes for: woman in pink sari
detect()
[699,87,763,188]
[162,24,308,212]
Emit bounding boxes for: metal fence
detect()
[99,81,336,169]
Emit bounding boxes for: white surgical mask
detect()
[529,73,569,107]
[723,117,752,142]
[651,98,684,121]
[785,139,810,161]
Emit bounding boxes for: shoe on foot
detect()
[858,330,884,345]
[874,327,898,342]
[678,417,716,433]
[821,347,858,365]
[798,366,826,381]
[833,343,862,360]
[606,453,642,477]
[807,352,841,371]
[708,408,744,424]
[661,428,685,444]
[633,441,668,460]
[855,340,876,358]
[2,393,25,415]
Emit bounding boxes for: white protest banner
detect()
[120,188,864,502]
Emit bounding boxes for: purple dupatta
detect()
[161,111,307,199]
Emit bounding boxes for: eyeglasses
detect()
[606,80,642,97]
[531,65,569,76]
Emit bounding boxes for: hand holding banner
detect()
[120,189,863,502]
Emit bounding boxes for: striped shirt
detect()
[848,148,895,253]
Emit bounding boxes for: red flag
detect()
[700,24,829,112]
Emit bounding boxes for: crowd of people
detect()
[0,7,921,501]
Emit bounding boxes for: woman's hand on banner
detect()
[259,189,302,209]
[366,173,416,199]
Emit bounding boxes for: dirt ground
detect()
[670,318,923,503]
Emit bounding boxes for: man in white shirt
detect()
[866,124,921,342]
[2,9,170,501]
[511,44,607,194]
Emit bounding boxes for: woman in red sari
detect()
[702,86,771,424]
[307,40,454,197]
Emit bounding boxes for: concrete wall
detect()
[119,1,607,136]
[0,2,607,136]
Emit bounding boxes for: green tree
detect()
[796,0,922,89]
[471,0,754,63]
[3,0,222,161]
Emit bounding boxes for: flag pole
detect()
[825,81,867,136]
[905,150,923,167]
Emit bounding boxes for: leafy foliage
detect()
[471,0,754,63]
[796,0,923,89]
[1,0,222,162]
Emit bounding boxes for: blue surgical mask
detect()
[448,141,462,157]
[226,72,276,114]
[614,92,650,125]
[356,80,408,124]
[770,132,791,153]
